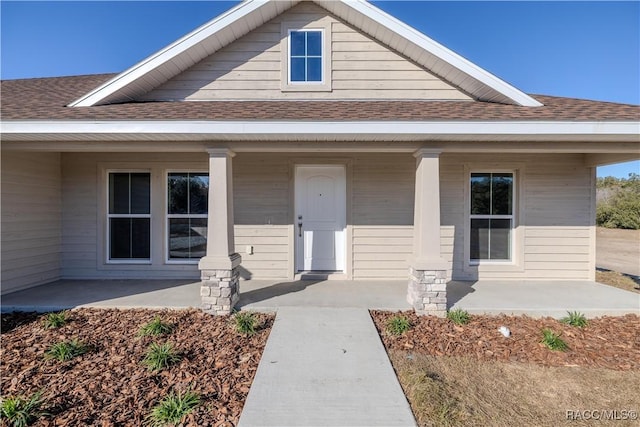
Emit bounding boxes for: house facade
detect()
[1,0,638,315]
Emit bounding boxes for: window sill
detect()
[165,260,201,265]
[281,83,332,92]
[106,260,152,265]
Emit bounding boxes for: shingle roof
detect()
[2,74,639,121]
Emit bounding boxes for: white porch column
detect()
[199,148,242,315]
[408,149,449,316]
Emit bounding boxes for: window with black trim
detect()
[470,172,514,261]
[108,172,151,260]
[167,172,208,261]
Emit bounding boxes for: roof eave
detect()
[2,120,638,143]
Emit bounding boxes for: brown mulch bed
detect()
[1,308,273,426]
[371,311,640,371]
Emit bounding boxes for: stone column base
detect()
[200,267,240,315]
[408,267,447,317]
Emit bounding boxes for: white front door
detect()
[295,165,346,272]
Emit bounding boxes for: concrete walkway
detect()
[238,307,416,427]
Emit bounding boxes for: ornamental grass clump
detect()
[138,316,174,337]
[233,311,258,336]
[42,311,67,329]
[0,391,46,427]
[147,390,200,427]
[541,329,569,352]
[446,309,471,326]
[386,315,412,336]
[44,339,87,362]
[560,311,588,328]
[142,342,181,371]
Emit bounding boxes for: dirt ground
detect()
[389,351,640,427]
[0,309,273,426]
[373,311,640,426]
[597,227,640,277]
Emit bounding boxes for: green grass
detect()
[0,391,46,427]
[142,342,181,371]
[233,311,258,336]
[42,311,67,329]
[541,329,569,352]
[560,311,588,328]
[44,339,87,362]
[386,315,412,336]
[138,316,174,337]
[446,309,471,325]
[147,390,199,427]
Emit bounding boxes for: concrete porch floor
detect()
[1,279,638,318]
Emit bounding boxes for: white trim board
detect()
[2,120,638,137]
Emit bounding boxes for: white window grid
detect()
[288,28,324,84]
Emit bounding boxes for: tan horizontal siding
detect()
[233,154,290,226]
[141,2,470,101]
[61,152,207,280]
[1,152,62,293]
[440,153,594,281]
[352,154,415,226]
[352,226,412,279]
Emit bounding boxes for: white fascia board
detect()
[2,121,638,136]
[345,0,543,107]
[68,0,270,107]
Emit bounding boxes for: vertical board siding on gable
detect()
[440,153,593,281]
[1,152,62,293]
[140,2,470,101]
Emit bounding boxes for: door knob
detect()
[297,215,303,237]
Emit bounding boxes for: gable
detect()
[139,2,471,102]
[69,0,542,107]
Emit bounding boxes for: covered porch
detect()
[2,279,637,318]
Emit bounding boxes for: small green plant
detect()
[233,311,258,336]
[42,311,67,329]
[446,309,471,325]
[44,339,87,362]
[386,315,412,336]
[142,342,181,371]
[560,311,588,328]
[147,390,199,426]
[0,391,46,427]
[138,316,174,337]
[541,329,569,352]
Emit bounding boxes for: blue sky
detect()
[1,1,638,177]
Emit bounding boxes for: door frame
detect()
[290,159,352,278]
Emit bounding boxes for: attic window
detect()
[281,20,331,92]
[289,30,323,83]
